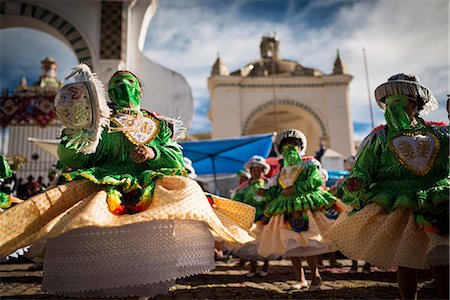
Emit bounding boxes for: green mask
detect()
[384,94,412,131]
[108,73,141,111]
[281,142,302,166]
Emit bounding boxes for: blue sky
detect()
[1,0,448,141]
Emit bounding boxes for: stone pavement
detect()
[0,258,440,299]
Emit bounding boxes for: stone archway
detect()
[0,1,93,66]
[242,100,329,155]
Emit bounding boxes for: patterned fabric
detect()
[257,212,337,258]
[328,120,449,269]
[326,205,448,270]
[0,176,255,257]
[343,120,448,231]
[43,220,214,298]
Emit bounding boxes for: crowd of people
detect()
[0,69,448,300]
[1,174,49,200]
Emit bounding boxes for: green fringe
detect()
[264,191,337,216]
[415,214,432,231]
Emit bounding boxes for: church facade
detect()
[208,35,355,157]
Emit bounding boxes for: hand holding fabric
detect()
[345,178,363,192]
[130,145,155,163]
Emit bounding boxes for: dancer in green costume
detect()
[257,130,342,291]
[58,70,186,214]
[0,65,256,298]
[232,155,271,277]
[327,73,448,299]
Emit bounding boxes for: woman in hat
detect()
[326,73,448,299]
[232,155,272,277]
[257,129,342,291]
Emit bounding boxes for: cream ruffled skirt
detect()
[326,204,449,270]
[226,223,276,261]
[256,211,338,258]
[0,176,255,297]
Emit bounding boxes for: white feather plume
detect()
[64,64,111,154]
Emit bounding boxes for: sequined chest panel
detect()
[278,165,303,189]
[111,113,160,145]
[388,131,440,176]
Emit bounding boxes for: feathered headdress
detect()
[54,64,111,154]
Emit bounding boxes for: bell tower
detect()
[260,33,279,59]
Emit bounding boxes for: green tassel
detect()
[415,214,431,230]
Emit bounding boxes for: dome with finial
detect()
[211,53,229,76]
[229,34,324,77]
[332,49,348,75]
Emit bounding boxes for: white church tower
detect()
[208,35,355,157]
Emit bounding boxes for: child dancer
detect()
[232,155,271,277]
[257,129,343,291]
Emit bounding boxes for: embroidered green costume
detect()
[58,111,185,214]
[0,65,256,298]
[57,71,185,214]
[233,178,267,221]
[327,73,449,270]
[343,118,448,231]
[256,130,340,258]
[264,158,337,219]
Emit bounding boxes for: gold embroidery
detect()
[417,139,431,158]
[398,141,414,160]
[278,165,302,189]
[388,131,440,176]
[111,112,160,145]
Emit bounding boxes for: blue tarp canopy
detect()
[180,133,275,175]
[326,170,349,187]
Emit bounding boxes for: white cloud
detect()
[144,0,448,135]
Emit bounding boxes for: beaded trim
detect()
[111,112,160,146]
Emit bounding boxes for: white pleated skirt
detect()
[43,219,215,298]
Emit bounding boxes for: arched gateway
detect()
[1,0,193,123]
[242,100,328,155]
[1,0,194,181]
[208,35,355,157]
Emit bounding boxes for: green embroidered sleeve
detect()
[57,130,95,169]
[295,164,322,193]
[145,120,184,170]
[342,132,382,208]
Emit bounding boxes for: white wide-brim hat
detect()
[374,73,438,115]
[274,129,307,156]
[244,155,270,175]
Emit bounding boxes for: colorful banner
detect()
[0,95,57,128]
